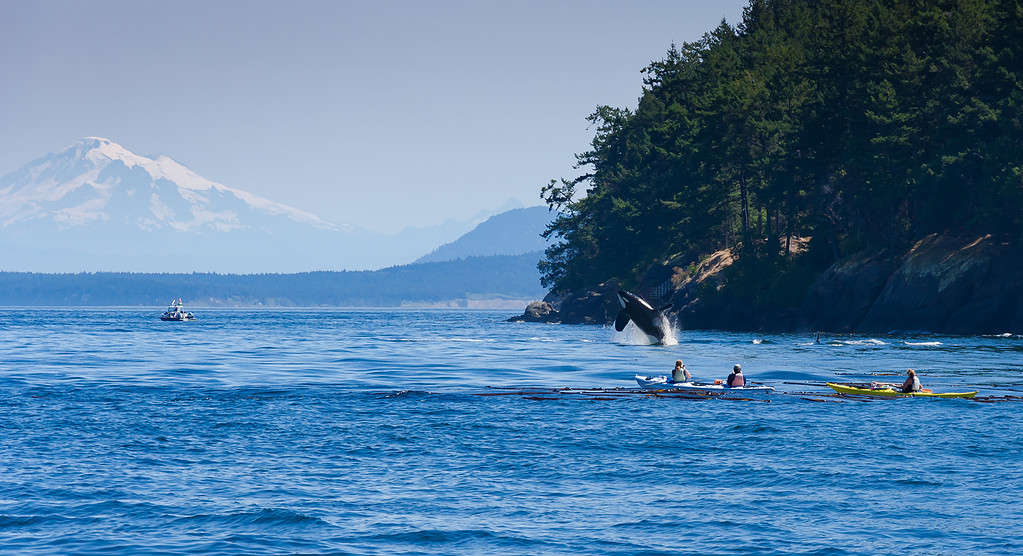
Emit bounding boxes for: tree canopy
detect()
[540,0,1023,293]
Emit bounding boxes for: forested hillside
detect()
[540,0,1023,308]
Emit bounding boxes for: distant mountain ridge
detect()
[0,138,526,272]
[415,206,553,263]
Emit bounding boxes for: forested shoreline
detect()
[535,0,1023,332]
[0,253,544,307]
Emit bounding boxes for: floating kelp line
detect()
[964,395,1023,403]
[471,386,771,402]
[800,397,846,403]
[377,386,1022,403]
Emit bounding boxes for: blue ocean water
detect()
[1,308,1021,554]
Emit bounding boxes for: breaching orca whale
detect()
[615,290,674,344]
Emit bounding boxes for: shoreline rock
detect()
[506,301,559,323]
[509,234,1022,334]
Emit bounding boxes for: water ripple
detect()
[0,309,1021,553]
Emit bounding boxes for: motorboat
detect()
[160,298,195,321]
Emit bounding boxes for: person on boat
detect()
[726,364,745,387]
[671,360,691,383]
[900,369,922,393]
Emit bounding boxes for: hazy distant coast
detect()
[0,253,545,308]
[0,139,555,306]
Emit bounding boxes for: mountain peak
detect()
[68,136,154,169]
[414,206,553,263]
[1,137,338,232]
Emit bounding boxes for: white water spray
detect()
[611,321,679,346]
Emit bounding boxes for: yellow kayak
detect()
[827,383,977,399]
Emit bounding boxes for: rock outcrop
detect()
[506,301,559,323]
[554,281,620,324]
[508,281,620,325]
[510,233,1022,334]
[856,234,1022,333]
[800,251,899,331]
[667,249,736,330]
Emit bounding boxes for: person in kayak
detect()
[901,369,922,393]
[726,364,745,387]
[671,360,691,383]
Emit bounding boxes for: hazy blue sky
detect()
[2,0,746,233]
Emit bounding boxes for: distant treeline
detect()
[0,252,544,306]
[541,0,1023,294]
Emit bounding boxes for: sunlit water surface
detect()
[1,308,1021,554]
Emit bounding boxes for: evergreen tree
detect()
[540,0,1023,295]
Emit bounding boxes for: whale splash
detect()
[612,321,679,346]
[612,290,678,345]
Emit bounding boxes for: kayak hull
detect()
[826,383,977,399]
[635,375,774,394]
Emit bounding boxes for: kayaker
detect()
[671,360,691,383]
[726,364,745,387]
[901,369,922,393]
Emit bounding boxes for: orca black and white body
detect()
[614,290,673,344]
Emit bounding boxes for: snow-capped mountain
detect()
[0,138,531,273]
[0,137,337,233]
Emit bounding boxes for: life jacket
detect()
[672,368,687,383]
[728,372,745,387]
[907,376,921,392]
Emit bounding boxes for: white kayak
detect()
[634,375,774,394]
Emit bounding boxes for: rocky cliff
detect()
[852,234,1022,333]
[509,234,1022,334]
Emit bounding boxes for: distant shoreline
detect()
[0,253,545,308]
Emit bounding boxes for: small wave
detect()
[357,527,543,547]
[172,507,329,528]
[834,339,888,346]
[0,514,48,528]
[379,390,433,399]
[610,518,679,530]
[890,477,943,487]
[729,423,779,433]
[904,341,942,346]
